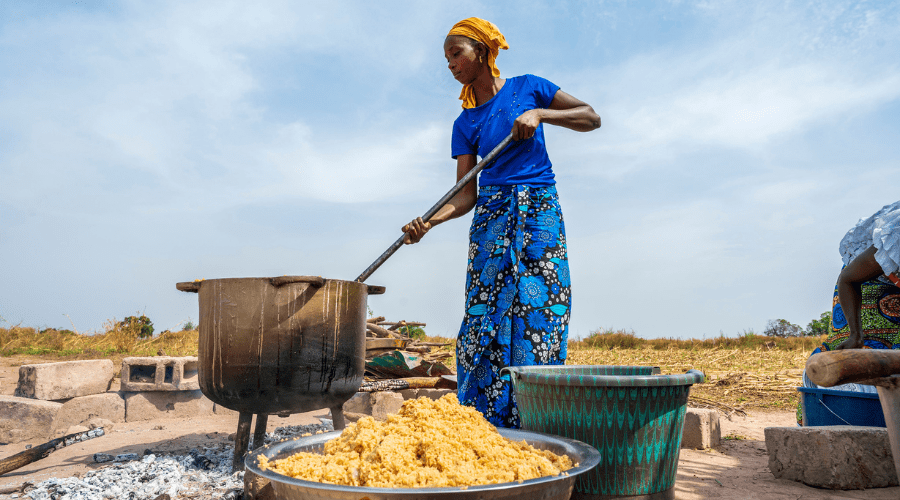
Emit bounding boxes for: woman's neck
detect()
[472,75,505,107]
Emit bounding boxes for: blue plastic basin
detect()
[798,386,886,427]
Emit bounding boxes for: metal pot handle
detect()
[176,281,202,293]
[270,276,326,287]
[366,285,386,295]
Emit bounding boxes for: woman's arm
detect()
[511,90,600,140]
[402,154,478,244]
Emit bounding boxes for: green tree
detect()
[398,325,427,340]
[118,315,154,339]
[805,311,832,336]
[763,318,802,338]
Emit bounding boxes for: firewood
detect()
[0,428,104,477]
[366,316,385,324]
[388,321,426,331]
[366,323,392,338]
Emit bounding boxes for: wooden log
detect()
[366,316,385,324]
[233,412,253,472]
[806,349,900,387]
[359,377,455,391]
[366,323,392,338]
[0,428,104,477]
[0,482,30,494]
[388,321,426,331]
[405,346,431,354]
[365,338,409,353]
[403,377,454,389]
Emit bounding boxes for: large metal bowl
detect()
[246,428,601,500]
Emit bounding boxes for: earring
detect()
[479,56,483,63]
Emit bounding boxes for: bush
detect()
[118,315,154,339]
[763,318,802,338]
[398,325,426,340]
[182,320,198,331]
[581,328,643,349]
[805,311,832,336]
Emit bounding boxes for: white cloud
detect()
[259,121,446,203]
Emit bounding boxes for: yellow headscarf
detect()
[447,17,509,109]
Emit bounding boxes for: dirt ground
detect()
[2,360,898,499]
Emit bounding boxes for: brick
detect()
[123,390,215,422]
[120,356,199,391]
[0,395,63,444]
[15,359,114,400]
[765,425,897,489]
[51,393,125,437]
[681,408,720,449]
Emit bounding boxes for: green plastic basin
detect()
[503,365,705,500]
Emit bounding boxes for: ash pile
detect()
[11,423,331,500]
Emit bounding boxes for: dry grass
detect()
[0,323,199,361]
[566,343,809,412]
[410,330,816,413]
[1,323,818,413]
[566,329,821,413]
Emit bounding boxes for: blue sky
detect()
[1,0,898,339]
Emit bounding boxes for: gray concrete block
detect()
[0,395,63,444]
[120,356,199,391]
[123,390,215,422]
[51,393,125,437]
[415,389,453,400]
[342,392,371,415]
[765,425,897,489]
[341,391,405,421]
[398,388,419,400]
[15,359,114,400]
[681,408,720,449]
[397,388,454,401]
[370,392,404,421]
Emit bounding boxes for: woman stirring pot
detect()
[403,18,600,428]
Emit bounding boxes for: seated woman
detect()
[798,201,900,423]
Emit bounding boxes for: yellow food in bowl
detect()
[258,394,574,488]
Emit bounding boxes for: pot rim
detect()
[246,428,600,496]
[501,366,705,387]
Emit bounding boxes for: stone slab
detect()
[342,392,371,415]
[765,425,898,489]
[50,393,125,437]
[681,408,720,449]
[15,359,114,400]
[341,391,406,421]
[123,390,215,422]
[0,395,63,444]
[120,356,199,391]
[370,392,404,420]
[398,388,454,401]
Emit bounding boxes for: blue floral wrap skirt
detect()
[456,184,571,428]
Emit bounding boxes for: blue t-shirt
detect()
[451,74,560,186]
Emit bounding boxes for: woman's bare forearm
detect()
[538,105,600,132]
[428,185,476,226]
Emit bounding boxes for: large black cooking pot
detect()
[176,276,384,415]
